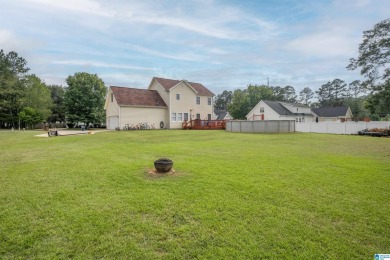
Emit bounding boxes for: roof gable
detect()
[214,109,228,120]
[312,106,349,117]
[153,77,214,96]
[263,100,293,115]
[110,86,167,107]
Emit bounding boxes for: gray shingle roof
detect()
[312,106,349,117]
[263,100,293,115]
[214,109,228,120]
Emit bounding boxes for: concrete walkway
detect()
[35,129,110,137]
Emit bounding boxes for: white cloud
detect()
[286,31,355,57]
[51,60,155,71]
[21,0,114,17]
[126,44,207,62]
[0,30,14,44]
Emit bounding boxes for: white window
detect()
[184,113,189,121]
[178,113,183,121]
[176,94,180,100]
[196,113,200,119]
[296,118,298,122]
[196,96,200,105]
[298,118,302,122]
[208,97,211,105]
[172,113,176,121]
[260,107,264,113]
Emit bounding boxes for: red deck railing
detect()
[182,119,226,130]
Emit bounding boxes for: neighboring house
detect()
[312,106,353,122]
[214,109,233,120]
[246,100,315,122]
[105,77,214,129]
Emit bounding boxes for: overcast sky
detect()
[1,0,389,95]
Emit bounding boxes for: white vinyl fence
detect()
[226,120,295,133]
[295,121,390,135]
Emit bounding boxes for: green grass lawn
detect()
[0,130,389,259]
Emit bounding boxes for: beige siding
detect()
[149,80,169,106]
[105,90,120,129]
[119,106,168,129]
[105,90,120,117]
[169,82,213,128]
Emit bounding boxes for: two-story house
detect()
[105,77,214,129]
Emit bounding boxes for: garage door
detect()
[108,116,119,130]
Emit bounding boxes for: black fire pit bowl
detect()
[154,158,173,172]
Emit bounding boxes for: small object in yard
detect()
[358,128,389,137]
[48,130,58,137]
[154,158,173,173]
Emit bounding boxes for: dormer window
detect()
[176,94,180,100]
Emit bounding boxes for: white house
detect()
[213,109,233,120]
[105,77,214,129]
[246,100,315,122]
[312,106,353,122]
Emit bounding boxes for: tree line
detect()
[0,50,106,129]
[214,80,369,120]
[215,18,390,121]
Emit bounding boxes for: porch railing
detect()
[182,119,226,130]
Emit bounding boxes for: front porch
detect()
[182,119,226,130]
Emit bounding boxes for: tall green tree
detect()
[316,81,333,107]
[283,85,296,102]
[18,107,43,129]
[365,80,390,116]
[24,74,53,121]
[344,80,369,120]
[64,72,106,126]
[299,87,314,105]
[347,18,390,87]
[347,18,390,116]
[228,89,249,120]
[272,86,285,100]
[272,85,296,102]
[48,85,66,123]
[214,90,232,110]
[316,79,347,107]
[346,80,365,99]
[0,50,29,128]
[331,79,347,105]
[228,85,276,119]
[247,85,275,108]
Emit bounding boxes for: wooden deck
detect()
[182,119,226,130]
